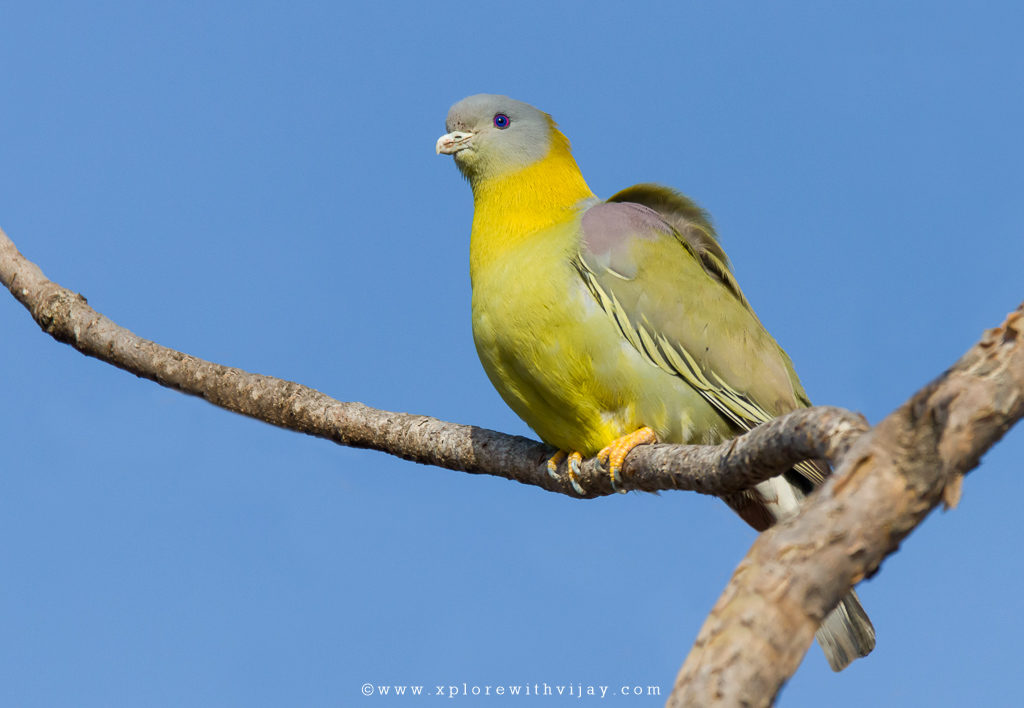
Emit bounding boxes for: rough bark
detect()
[0,227,866,499]
[668,305,1024,707]
[3,227,1023,706]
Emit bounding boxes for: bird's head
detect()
[436,94,562,183]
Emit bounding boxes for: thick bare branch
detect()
[669,304,1024,707]
[1,227,862,498]
[5,226,1024,705]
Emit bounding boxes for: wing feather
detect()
[577,193,825,487]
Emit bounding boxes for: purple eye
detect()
[493,113,510,129]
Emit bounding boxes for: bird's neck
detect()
[469,134,595,277]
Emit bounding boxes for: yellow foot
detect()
[597,427,657,493]
[546,449,586,495]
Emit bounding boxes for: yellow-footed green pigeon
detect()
[436,93,875,671]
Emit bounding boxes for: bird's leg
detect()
[597,426,657,492]
[546,450,587,495]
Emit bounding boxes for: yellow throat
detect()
[468,127,595,279]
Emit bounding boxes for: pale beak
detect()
[436,130,475,155]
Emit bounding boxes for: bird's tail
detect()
[815,589,876,671]
[725,472,877,671]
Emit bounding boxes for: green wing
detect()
[577,186,824,486]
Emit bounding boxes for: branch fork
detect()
[3,227,1022,707]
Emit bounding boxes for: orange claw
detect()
[546,450,567,477]
[597,426,657,492]
[546,449,587,495]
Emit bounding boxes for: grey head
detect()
[436,94,555,181]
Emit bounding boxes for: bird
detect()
[436,93,875,671]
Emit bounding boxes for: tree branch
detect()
[5,227,1023,706]
[669,304,1024,707]
[0,226,864,499]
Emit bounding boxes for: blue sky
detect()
[2,2,1023,706]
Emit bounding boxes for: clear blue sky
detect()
[2,2,1022,706]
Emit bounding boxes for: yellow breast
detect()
[466,127,727,453]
